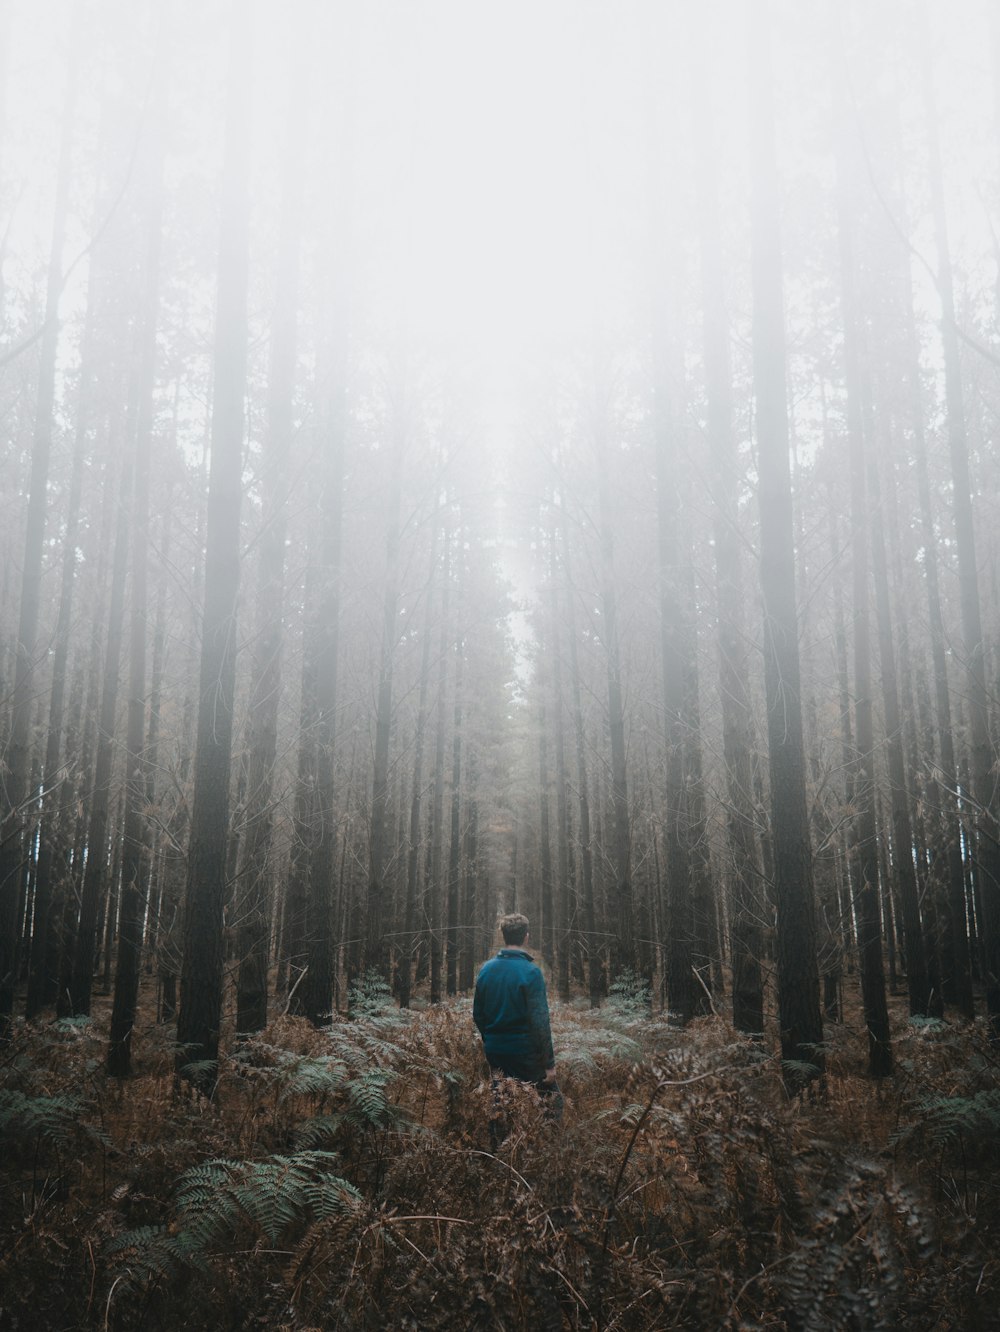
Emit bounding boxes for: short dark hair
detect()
[499,912,529,946]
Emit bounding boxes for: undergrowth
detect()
[1,983,998,1329]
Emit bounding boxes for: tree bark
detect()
[235,85,301,1036]
[399,513,439,1008]
[749,1,824,1078]
[0,20,79,1023]
[446,561,464,998]
[175,3,251,1081]
[558,503,601,1007]
[593,380,633,978]
[108,74,165,1075]
[365,380,406,979]
[429,513,450,1005]
[834,84,892,1074]
[920,1,1000,1029]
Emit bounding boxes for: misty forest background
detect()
[3,1,1000,1328]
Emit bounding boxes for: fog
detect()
[3,0,1000,1133]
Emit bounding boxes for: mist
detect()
[2,2,1000,1327]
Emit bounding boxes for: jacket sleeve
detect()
[472,974,486,1036]
[526,968,555,1067]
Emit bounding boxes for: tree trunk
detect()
[593,382,633,977]
[446,567,464,998]
[920,1,1000,1029]
[69,431,132,1016]
[537,685,554,969]
[235,87,301,1036]
[865,405,930,1016]
[108,68,166,1075]
[835,89,892,1074]
[365,386,405,979]
[300,334,347,1027]
[0,20,79,1024]
[399,513,440,1008]
[548,511,571,1001]
[749,1,824,1078]
[558,502,601,1007]
[429,514,450,1005]
[175,4,251,1081]
[695,65,764,1032]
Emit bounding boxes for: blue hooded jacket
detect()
[473,948,554,1081]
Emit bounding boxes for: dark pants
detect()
[488,1065,563,1147]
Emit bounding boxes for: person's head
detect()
[499,912,529,947]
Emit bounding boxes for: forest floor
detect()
[2,973,999,1331]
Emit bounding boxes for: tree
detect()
[108,50,166,1075]
[749,1,825,1078]
[235,71,301,1036]
[919,0,1000,1031]
[0,19,80,1025]
[694,44,764,1034]
[175,3,251,1082]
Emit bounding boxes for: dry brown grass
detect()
[1,977,998,1329]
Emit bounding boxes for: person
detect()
[473,912,562,1133]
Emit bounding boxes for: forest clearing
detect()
[4,0,1000,1326]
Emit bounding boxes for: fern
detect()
[775,1162,932,1331]
[291,1113,342,1149]
[606,968,651,1018]
[555,1025,643,1072]
[231,1044,348,1101]
[108,1149,362,1298]
[177,1058,219,1086]
[348,969,404,1023]
[892,1088,1000,1159]
[0,1089,107,1154]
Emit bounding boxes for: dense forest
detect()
[2,1,1000,1327]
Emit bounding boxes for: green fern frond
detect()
[291,1114,342,1149]
[892,1089,1000,1157]
[177,1058,219,1083]
[282,1056,349,1099]
[305,1177,364,1220]
[0,1089,107,1153]
[109,1148,358,1293]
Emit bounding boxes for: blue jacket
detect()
[473,949,554,1080]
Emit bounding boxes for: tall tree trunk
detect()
[920,1,1000,1029]
[537,683,555,969]
[446,573,464,998]
[429,514,450,1005]
[911,360,971,1015]
[69,427,132,1016]
[559,503,601,1007]
[865,406,930,1016]
[107,63,166,1075]
[835,86,892,1074]
[656,387,694,1021]
[460,777,478,994]
[0,20,79,1023]
[399,514,439,1008]
[593,381,633,978]
[25,311,92,1018]
[143,494,172,973]
[175,4,251,1080]
[548,511,571,1001]
[282,559,317,1007]
[235,87,301,1036]
[695,61,764,1032]
[365,388,405,978]
[749,1,824,1077]
[300,334,347,1027]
